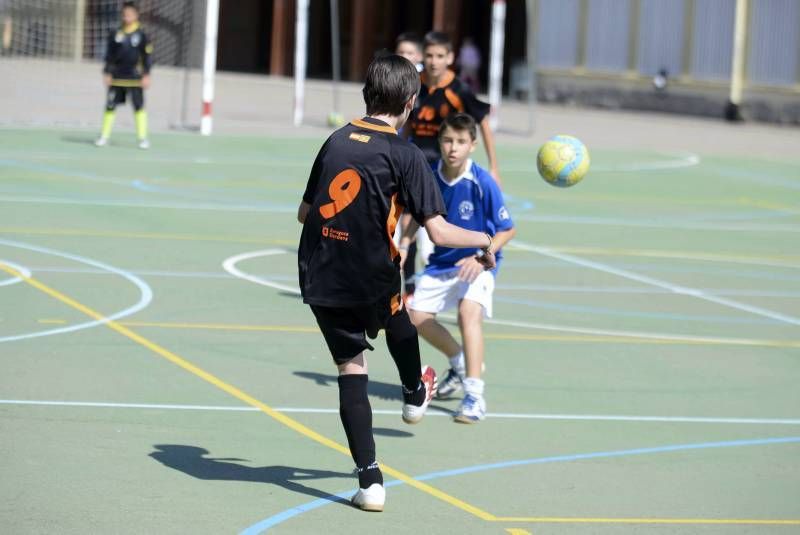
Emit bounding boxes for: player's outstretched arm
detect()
[479,116,502,186]
[423,215,495,269]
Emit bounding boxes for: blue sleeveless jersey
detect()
[424,159,514,276]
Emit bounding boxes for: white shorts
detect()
[409,269,495,318]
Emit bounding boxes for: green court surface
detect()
[1,127,799,534]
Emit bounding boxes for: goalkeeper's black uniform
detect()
[103,22,152,110]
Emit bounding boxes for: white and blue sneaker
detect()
[454,393,486,424]
[435,367,463,399]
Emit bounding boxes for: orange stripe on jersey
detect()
[444,88,464,112]
[385,193,403,260]
[422,70,456,93]
[351,119,397,135]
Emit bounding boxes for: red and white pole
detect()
[200,0,219,136]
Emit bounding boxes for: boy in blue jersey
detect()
[399,113,515,423]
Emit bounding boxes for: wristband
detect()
[482,232,493,254]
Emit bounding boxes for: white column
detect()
[727,0,749,120]
[74,0,86,62]
[201,0,220,136]
[293,0,310,126]
[488,0,506,131]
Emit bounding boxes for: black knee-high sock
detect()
[338,374,383,488]
[385,309,425,405]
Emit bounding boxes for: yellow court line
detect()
[1,263,494,521]
[493,517,800,525]
[738,197,800,215]
[0,227,295,246]
[35,319,800,349]
[504,529,532,535]
[19,312,800,526]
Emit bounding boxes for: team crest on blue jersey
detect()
[115,31,124,42]
[131,33,141,47]
[458,200,474,220]
[498,206,510,221]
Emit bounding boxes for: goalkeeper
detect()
[95,1,152,149]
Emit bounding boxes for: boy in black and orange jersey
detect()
[409,31,501,184]
[297,55,496,512]
[95,1,152,149]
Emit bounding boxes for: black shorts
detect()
[106,85,144,111]
[310,292,402,365]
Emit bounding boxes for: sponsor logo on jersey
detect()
[349,133,370,143]
[458,200,474,221]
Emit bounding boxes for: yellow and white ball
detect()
[536,135,590,188]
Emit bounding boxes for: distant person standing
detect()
[95,1,152,150]
[457,37,481,94]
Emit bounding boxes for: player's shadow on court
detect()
[295,371,402,400]
[60,134,102,146]
[149,445,352,504]
[293,371,450,420]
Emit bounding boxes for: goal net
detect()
[0,0,205,130]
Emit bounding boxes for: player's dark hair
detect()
[395,32,423,52]
[362,55,420,116]
[439,113,477,141]
[424,31,452,52]
[122,1,138,12]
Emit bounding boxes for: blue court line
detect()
[240,436,800,534]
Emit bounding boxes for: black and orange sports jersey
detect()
[408,70,491,162]
[103,23,152,86]
[298,117,447,308]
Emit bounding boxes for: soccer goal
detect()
[0,0,204,130]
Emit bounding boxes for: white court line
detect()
[222,249,301,294]
[0,195,295,213]
[0,259,30,287]
[2,399,799,426]
[514,214,800,234]
[2,194,797,233]
[20,266,800,298]
[221,249,798,347]
[0,239,153,343]
[503,152,701,173]
[513,241,800,327]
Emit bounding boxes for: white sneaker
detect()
[454,393,486,424]
[94,137,108,147]
[351,483,385,512]
[138,138,150,150]
[401,365,437,424]
[435,367,463,399]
